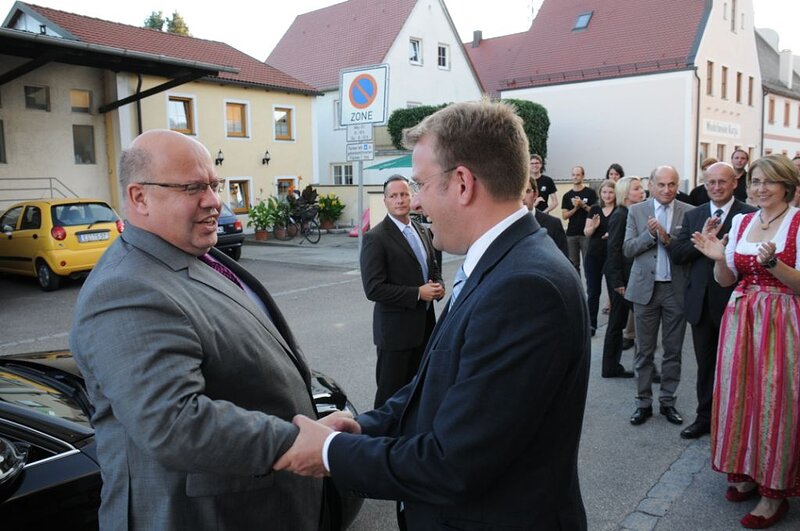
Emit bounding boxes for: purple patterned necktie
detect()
[198,253,244,290]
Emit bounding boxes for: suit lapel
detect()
[398,215,539,427]
[385,216,418,263]
[412,221,436,277]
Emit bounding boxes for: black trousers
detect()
[689,294,722,424]
[601,283,631,375]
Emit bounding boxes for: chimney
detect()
[472,30,482,48]
[779,49,793,90]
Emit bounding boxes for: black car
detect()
[0,351,361,528]
[215,202,245,260]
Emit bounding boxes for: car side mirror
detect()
[2,224,13,235]
[0,436,27,501]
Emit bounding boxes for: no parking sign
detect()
[339,64,389,126]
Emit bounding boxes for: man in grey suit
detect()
[70,130,322,530]
[623,166,691,426]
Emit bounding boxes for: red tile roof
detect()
[267,0,418,91]
[465,31,529,97]
[469,0,710,95]
[18,3,319,94]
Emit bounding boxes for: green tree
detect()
[503,99,550,161]
[143,10,166,31]
[386,99,550,160]
[166,11,191,36]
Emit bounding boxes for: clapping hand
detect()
[647,216,670,244]
[702,215,723,237]
[756,241,777,267]
[691,231,727,261]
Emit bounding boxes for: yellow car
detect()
[0,199,123,291]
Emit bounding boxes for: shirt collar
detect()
[708,196,735,217]
[462,207,528,277]
[388,214,412,232]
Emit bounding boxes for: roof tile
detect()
[22,2,318,94]
[267,0,418,91]
[469,0,709,95]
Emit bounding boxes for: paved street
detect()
[1,231,797,530]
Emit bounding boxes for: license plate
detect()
[78,232,109,243]
[217,226,225,234]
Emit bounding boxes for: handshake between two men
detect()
[274,411,359,478]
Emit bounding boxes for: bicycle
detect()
[273,205,321,244]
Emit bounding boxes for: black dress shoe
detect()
[622,338,634,350]
[680,421,710,439]
[602,365,634,378]
[660,405,684,425]
[630,406,653,425]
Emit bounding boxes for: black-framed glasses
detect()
[409,167,458,194]
[139,179,225,195]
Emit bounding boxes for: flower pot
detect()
[254,229,268,241]
[320,219,335,230]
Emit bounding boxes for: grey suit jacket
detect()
[70,224,322,530]
[622,198,692,308]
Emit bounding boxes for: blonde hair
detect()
[615,176,641,207]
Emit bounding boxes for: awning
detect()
[364,154,412,170]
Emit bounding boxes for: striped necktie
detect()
[198,253,244,290]
[449,266,467,309]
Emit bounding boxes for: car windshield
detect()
[52,202,116,227]
[0,366,91,428]
[220,202,235,217]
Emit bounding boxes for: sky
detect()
[0,0,798,61]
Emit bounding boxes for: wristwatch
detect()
[763,256,778,269]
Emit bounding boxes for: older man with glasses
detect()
[71,129,324,530]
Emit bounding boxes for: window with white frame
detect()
[437,44,450,70]
[169,96,195,134]
[332,163,353,185]
[228,179,252,214]
[274,107,294,141]
[409,38,422,65]
[226,101,248,137]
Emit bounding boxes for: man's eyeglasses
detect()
[139,179,226,195]
[409,167,458,194]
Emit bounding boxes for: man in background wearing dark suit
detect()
[523,175,568,256]
[670,162,756,439]
[276,100,590,531]
[360,175,444,407]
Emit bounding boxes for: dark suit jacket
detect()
[70,225,321,530]
[534,209,569,257]
[669,200,756,325]
[331,215,590,530]
[360,215,442,350]
[604,205,631,290]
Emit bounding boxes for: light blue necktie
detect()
[450,266,467,309]
[656,204,671,280]
[403,225,429,282]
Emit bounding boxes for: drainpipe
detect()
[760,87,766,156]
[135,74,143,135]
[693,67,701,188]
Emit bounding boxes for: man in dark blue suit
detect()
[670,162,756,439]
[276,100,591,530]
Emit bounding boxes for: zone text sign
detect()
[339,64,389,126]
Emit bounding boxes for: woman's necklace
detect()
[758,205,790,230]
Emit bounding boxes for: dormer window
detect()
[573,11,593,31]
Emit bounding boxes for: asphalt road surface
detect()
[1,237,798,530]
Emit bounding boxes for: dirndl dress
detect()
[711,209,800,496]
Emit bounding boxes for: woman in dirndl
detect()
[692,154,800,529]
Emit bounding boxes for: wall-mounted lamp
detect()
[215,149,224,166]
[261,149,271,165]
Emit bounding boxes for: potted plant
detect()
[272,196,294,239]
[318,193,345,230]
[247,199,277,240]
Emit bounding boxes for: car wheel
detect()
[230,247,242,261]
[36,260,61,291]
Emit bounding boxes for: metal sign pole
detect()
[357,159,364,250]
